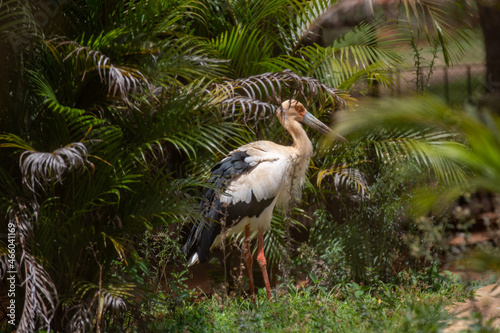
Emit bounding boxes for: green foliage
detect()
[149,274,471,332]
[0,0,480,331]
[0,1,240,330]
[308,96,480,285]
[334,96,500,212]
[312,162,422,285]
[294,211,350,287]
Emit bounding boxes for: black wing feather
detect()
[183,150,275,263]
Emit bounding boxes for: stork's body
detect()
[183,100,335,300]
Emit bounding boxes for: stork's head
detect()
[278,100,332,135]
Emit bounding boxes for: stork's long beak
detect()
[303,112,348,142]
[302,112,331,135]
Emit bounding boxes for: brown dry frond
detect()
[212,69,352,121]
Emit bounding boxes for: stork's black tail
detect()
[182,203,221,266]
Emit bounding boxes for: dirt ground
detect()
[443,192,500,331]
[446,282,500,332]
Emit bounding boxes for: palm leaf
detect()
[285,0,339,53]
[29,70,79,113]
[211,25,273,77]
[231,0,292,28]
[318,164,370,200]
[122,0,208,34]
[29,71,125,157]
[17,253,58,332]
[67,280,134,332]
[51,39,150,101]
[333,96,500,213]
[399,0,472,65]
[20,142,92,193]
[156,36,229,86]
[335,98,470,188]
[0,133,34,151]
[5,200,58,332]
[66,302,93,333]
[123,82,248,165]
[212,69,351,121]
[0,0,39,49]
[269,20,406,90]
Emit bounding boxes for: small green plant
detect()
[409,33,441,95]
[149,271,471,332]
[137,228,197,316]
[308,159,428,286]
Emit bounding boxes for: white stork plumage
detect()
[183,99,342,300]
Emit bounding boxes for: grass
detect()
[147,270,482,333]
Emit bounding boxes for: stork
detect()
[183,100,342,300]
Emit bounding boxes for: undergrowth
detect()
[148,270,477,333]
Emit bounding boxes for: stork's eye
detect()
[296,105,306,116]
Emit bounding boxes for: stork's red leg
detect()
[256,226,272,300]
[244,224,255,298]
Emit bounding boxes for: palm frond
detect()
[212,69,351,121]
[0,133,34,151]
[98,288,128,318]
[7,197,39,241]
[51,39,150,101]
[121,0,208,34]
[66,302,93,333]
[211,25,273,77]
[122,82,248,166]
[318,164,370,200]
[269,20,406,90]
[0,0,39,49]
[399,0,472,65]
[332,96,500,214]
[166,121,244,160]
[0,254,9,279]
[285,0,338,53]
[335,98,458,135]
[231,0,295,30]
[20,142,92,193]
[371,131,469,187]
[156,37,229,86]
[30,71,123,152]
[17,253,58,332]
[67,280,135,332]
[6,200,57,332]
[335,98,471,188]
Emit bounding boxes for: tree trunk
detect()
[477,0,500,94]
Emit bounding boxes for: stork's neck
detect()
[287,120,313,158]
